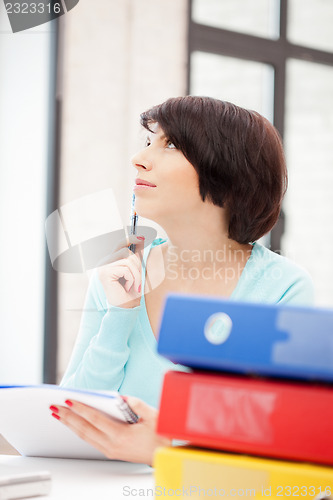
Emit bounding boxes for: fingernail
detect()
[121,395,128,402]
[136,236,145,240]
[138,284,141,293]
[49,405,59,413]
[65,400,73,407]
[51,413,61,421]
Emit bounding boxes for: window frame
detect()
[187,0,333,138]
[187,0,333,250]
[43,19,61,383]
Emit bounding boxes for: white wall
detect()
[0,5,52,383]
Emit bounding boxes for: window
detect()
[0,7,59,382]
[188,0,333,306]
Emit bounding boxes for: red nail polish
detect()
[52,412,60,421]
[121,395,128,402]
[136,236,145,240]
[65,400,73,407]
[49,405,59,413]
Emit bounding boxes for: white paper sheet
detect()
[0,385,134,459]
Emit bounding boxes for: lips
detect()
[135,179,156,187]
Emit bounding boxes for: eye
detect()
[166,140,176,150]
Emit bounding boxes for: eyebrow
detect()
[146,132,168,142]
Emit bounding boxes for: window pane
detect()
[0,8,52,382]
[190,51,274,121]
[288,0,333,52]
[192,0,280,39]
[284,59,333,306]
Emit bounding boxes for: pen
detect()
[129,193,138,253]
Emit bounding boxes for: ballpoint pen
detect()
[129,193,138,253]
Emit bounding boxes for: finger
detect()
[119,257,142,289]
[97,236,144,268]
[99,249,142,274]
[128,234,145,247]
[50,402,128,458]
[124,250,143,273]
[133,237,145,258]
[51,405,115,458]
[61,399,129,456]
[63,401,152,461]
[63,400,127,437]
[123,396,157,421]
[109,258,141,292]
[112,235,144,253]
[111,265,135,292]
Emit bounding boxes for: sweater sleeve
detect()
[60,271,141,390]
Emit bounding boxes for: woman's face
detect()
[131,124,202,222]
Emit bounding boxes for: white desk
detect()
[0,455,154,500]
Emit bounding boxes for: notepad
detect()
[0,470,51,500]
[0,385,138,459]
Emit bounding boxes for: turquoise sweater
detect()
[61,240,314,408]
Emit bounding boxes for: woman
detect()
[50,96,313,464]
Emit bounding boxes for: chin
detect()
[134,197,152,214]
[135,205,166,225]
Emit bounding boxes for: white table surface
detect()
[0,455,154,500]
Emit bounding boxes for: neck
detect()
[157,204,252,269]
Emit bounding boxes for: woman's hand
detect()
[49,397,171,466]
[98,236,145,308]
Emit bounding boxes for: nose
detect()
[131,148,153,171]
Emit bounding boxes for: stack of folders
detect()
[155,295,333,499]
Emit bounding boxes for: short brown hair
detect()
[140,96,287,244]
